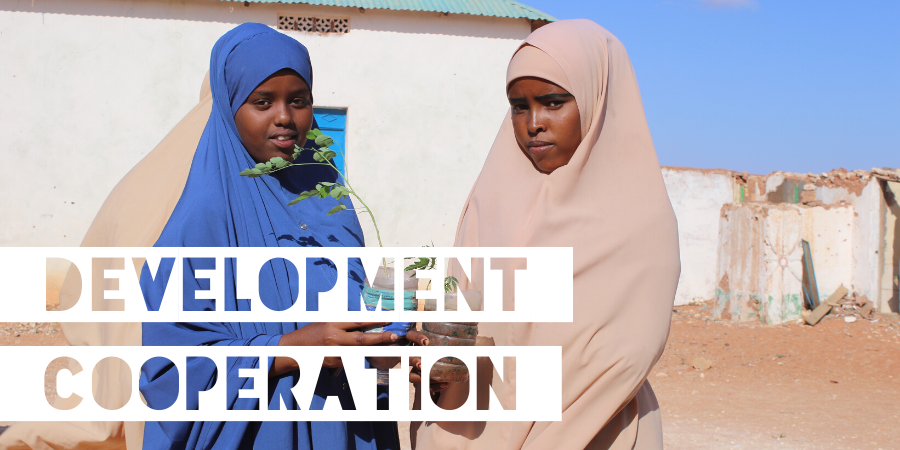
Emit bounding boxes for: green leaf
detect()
[255,163,267,170]
[305,130,317,139]
[329,185,348,199]
[331,185,349,200]
[404,257,432,272]
[444,276,459,293]
[312,152,324,162]
[319,182,335,187]
[322,150,337,161]
[315,135,335,147]
[312,129,323,137]
[239,168,254,177]
[326,203,347,216]
[287,190,316,206]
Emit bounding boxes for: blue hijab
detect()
[139,23,396,450]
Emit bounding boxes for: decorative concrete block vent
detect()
[278,14,350,33]
[714,203,805,325]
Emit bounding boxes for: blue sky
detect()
[521,0,899,175]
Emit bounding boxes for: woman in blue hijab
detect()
[139,23,401,450]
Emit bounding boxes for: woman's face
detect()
[507,77,582,173]
[235,68,314,163]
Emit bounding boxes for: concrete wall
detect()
[850,181,885,303]
[880,181,900,312]
[0,0,530,257]
[815,180,887,308]
[713,202,856,325]
[800,205,854,299]
[714,203,805,325]
[661,167,734,305]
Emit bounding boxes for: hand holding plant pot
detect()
[241,130,438,385]
[408,284,481,383]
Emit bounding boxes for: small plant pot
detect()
[362,285,417,337]
[362,266,418,337]
[363,266,418,385]
[420,322,478,382]
[421,292,479,383]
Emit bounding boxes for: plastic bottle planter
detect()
[421,291,480,383]
[362,285,417,338]
[363,266,418,385]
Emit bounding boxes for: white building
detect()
[7,2,894,318]
[0,0,553,290]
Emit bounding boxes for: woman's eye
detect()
[253,99,271,106]
[511,103,527,112]
[292,98,310,106]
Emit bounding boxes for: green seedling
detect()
[240,129,384,248]
[241,129,456,290]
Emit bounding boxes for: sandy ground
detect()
[2,306,899,449]
[654,302,900,450]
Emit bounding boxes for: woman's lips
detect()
[270,136,297,149]
[528,142,554,156]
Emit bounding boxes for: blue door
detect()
[313,108,346,178]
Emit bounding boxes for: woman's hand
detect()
[406,329,449,400]
[270,322,398,376]
[366,329,430,371]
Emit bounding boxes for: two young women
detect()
[1,17,679,450]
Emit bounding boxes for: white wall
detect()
[714,203,805,325]
[0,0,530,257]
[801,205,854,299]
[662,167,734,305]
[851,181,885,303]
[664,167,881,312]
[816,181,885,303]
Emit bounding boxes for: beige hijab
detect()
[0,74,211,450]
[412,20,680,449]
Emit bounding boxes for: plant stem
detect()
[314,147,390,274]
[255,142,392,278]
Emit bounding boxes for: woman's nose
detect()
[527,109,546,135]
[273,102,292,127]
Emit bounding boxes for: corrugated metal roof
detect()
[230,0,555,21]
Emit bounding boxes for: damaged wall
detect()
[849,181,885,302]
[800,205,854,298]
[880,181,900,313]
[713,203,805,324]
[664,166,897,319]
[714,203,857,325]
[662,167,734,306]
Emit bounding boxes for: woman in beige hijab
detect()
[412,19,680,449]
[0,74,212,450]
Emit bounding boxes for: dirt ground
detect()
[2,305,899,449]
[654,302,900,450]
